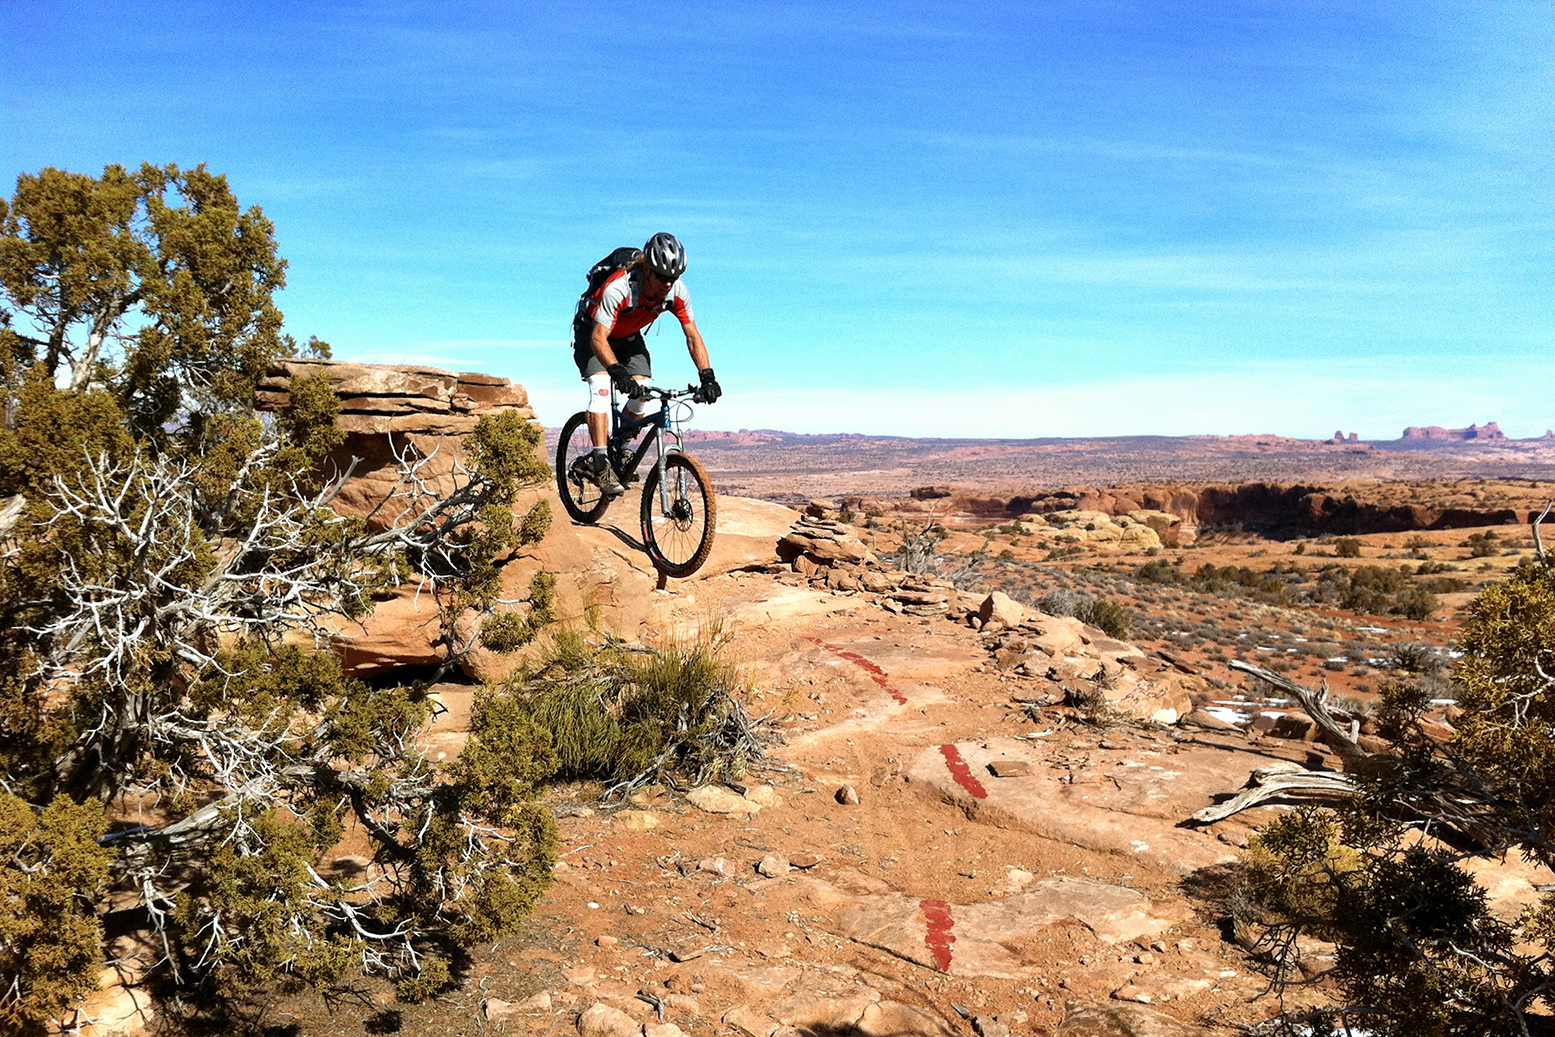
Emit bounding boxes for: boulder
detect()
[978,591,1025,630]
[1026,614,1092,656]
[686,786,761,815]
[1095,671,1193,724]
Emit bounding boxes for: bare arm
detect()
[591,323,619,368]
[683,320,710,371]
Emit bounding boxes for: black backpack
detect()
[584,246,643,295]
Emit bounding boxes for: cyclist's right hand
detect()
[606,363,637,397]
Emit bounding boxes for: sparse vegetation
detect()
[1241,557,1555,1036]
[1464,530,1500,558]
[1036,589,1133,639]
[1389,640,1449,674]
[499,629,767,799]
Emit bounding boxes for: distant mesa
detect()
[1400,421,1506,442]
[1330,430,1360,444]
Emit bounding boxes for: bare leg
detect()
[588,410,609,448]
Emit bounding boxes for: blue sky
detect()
[2,1,1551,437]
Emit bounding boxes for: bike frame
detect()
[608,386,692,510]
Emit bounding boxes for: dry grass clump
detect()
[500,628,768,799]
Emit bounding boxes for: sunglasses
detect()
[646,269,676,284]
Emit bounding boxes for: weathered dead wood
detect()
[1180,662,1380,827]
[1206,663,1515,851]
[1188,765,1359,824]
[1534,499,1553,564]
[1229,660,1372,769]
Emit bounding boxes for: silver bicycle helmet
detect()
[643,232,687,281]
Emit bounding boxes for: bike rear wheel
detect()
[639,452,717,578]
[556,411,611,524]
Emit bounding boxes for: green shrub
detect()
[0,795,112,1030]
[1037,589,1132,639]
[1465,530,1500,558]
[502,631,765,796]
[1333,537,1363,558]
[1077,597,1133,639]
[1241,558,1555,1035]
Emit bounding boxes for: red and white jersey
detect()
[587,269,694,338]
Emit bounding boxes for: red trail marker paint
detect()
[806,638,908,705]
[920,898,956,972]
[937,743,988,799]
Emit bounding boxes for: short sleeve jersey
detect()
[589,270,694,339]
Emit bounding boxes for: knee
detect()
[586,372,612,414]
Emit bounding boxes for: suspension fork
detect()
[651,415,686,512]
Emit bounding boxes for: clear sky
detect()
[2,1,1551,438]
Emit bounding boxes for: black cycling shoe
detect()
[583,454,626,498]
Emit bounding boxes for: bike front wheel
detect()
[556,411,611,524]
[639,452,717,578]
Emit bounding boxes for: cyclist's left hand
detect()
[695,367,722,404]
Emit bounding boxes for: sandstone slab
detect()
[809,874,1189,978]
[904,737,1244,875]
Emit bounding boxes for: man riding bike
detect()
[572,232,722,497]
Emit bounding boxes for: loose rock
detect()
[579,1002,643,1037]
[686,786,760,815]
[757,853,791,877]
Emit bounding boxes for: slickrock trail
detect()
[413,501,1546,1037]
[345,503,1354,1037]
[231,364,1547,1037]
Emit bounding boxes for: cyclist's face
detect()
[643,269,673,304]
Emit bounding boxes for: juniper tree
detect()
[0,165,558,1029]
[1242,549,1555,1036]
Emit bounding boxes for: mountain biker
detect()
[572,232,721,498]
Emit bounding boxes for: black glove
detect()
[606,363,637,398]
[695,366,722,404]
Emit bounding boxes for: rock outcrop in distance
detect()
[850,481,1527,538]
[1400,421,1507,442]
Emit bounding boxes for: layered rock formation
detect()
[849,481,1526,537]
[1401,421,1506,442]
[256,359,536,529]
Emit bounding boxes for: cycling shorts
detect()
[573,323,652,380]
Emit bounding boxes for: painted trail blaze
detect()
[938,743,988,799]
[920,898,956,972]
[807,638,908,704]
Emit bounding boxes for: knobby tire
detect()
[640,452,717,578]
[556,411,611,524]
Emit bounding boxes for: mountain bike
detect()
[555,384,717,578]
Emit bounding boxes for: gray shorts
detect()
[573,326,651,379]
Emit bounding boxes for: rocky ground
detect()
[204,493,1545,1037]
[76,366,1552,1037]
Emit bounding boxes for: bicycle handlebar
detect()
[621,384,703,402]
